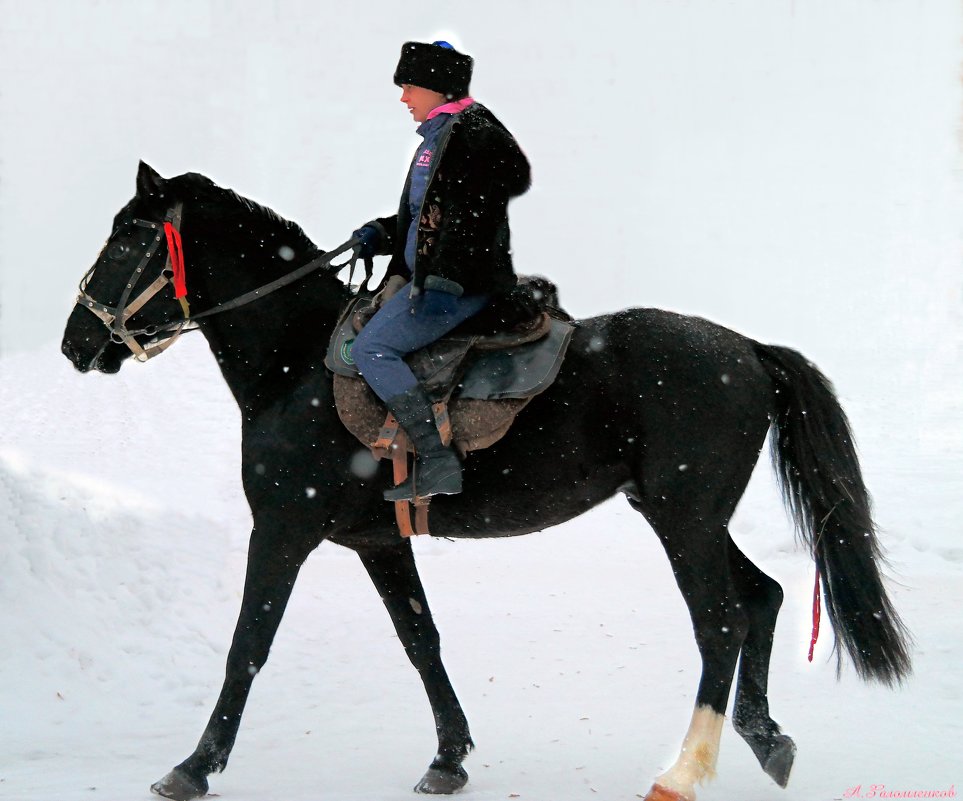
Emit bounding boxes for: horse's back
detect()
[572,306,772,400]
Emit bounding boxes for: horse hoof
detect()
[414,765,469,794]
[150,767,209,800]
[763,734,796,788]
[643,784,692,801]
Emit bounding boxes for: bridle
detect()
[75,203,368,363]
[76,202,192,362]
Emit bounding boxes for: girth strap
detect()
[371,414,401,461]
[413,498,430,536]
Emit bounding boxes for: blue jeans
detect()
[352,281,489,402]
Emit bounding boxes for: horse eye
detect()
[107,242,129,261]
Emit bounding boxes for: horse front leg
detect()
[151,521,313,801]
[357,540,474,794]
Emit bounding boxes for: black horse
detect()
[61,163,911,801]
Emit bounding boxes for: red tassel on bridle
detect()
[163,221,187,299]
[808,566,822,662]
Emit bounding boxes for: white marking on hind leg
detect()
[655,705,725,800]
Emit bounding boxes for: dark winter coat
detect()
[367,102,531,297]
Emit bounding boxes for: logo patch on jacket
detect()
[416,149,433,168]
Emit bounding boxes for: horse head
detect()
[62,162,195,373]
[62,162,343,378]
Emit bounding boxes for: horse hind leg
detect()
[629,500,749,801]
[728,538,796,787]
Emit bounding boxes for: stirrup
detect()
[383,470,462,502]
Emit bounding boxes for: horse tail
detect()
[754,343,912,686]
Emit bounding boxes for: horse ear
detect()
[136,160,166,198]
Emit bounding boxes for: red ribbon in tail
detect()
[808,566,822,662]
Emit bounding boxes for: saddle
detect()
[324,278,575,536]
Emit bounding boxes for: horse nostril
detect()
[61,340,84,371]
[61,336,100,373]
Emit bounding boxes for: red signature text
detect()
[845,786,956,799]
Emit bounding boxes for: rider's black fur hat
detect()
[394,41,473,100]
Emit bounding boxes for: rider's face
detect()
[400,84,448,123]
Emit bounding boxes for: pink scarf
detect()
[426,96,475,120]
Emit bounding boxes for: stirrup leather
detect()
[368,403,452,538]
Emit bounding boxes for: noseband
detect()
[75,202,191,362]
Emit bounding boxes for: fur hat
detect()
[393,41,473,99]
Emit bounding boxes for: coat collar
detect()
[426,96,475,120]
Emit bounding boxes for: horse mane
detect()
[172,171,318,255]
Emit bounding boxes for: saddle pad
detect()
[333,374,532,454]
[324,303,575,401]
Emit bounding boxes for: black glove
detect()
[352,225,382,259]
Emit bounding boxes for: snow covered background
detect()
[1,2,961,800]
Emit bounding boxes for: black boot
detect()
[382,385,462,502]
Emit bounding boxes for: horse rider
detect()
[351,40,531,502]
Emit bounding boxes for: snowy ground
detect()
[1,335,960,801]
[2,1,962,800]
